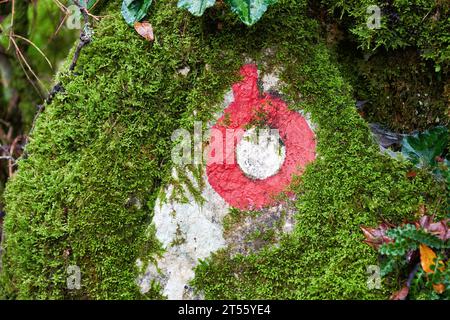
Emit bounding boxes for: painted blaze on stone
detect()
[141,64,317,299]
[206,64,316,210]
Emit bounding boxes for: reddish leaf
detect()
[134,21,154,42]
[427,220,449,241]
[418,214,431,229]
[360,223,392,249]
[418,215,449,241]
[390,286,409,300]
[406,171,417,178]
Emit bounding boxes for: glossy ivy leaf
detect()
[121,0,153,26]
[177,0,277,25]
[177,0,216,16]
[226,0,278,26]
[401,126,449,168]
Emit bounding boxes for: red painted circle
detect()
[206,64,316,210]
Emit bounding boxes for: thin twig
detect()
[10,0,14,29]
[50,0,69,39]
[14,47,43,96]
[12,34,53,69]
[52,14,68,40]
[8,135,22,177]
[11,37,45,98]
[406,263,420,288]
[52,0,67,11]
[0,155,15,161]
[9,35,47,91]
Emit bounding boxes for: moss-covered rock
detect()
[0,0,446,299]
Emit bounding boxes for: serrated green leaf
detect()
[380,239,414,257]
[177,0,216,16]
[401,126,449,168]
[121,0,153,26]
[225,0,278,26]
[380,257,399,277]
[408,229,447,249]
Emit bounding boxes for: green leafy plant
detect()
[362,215,450,299]
[178,0,278,26]
[177,0,216,16]
[121,0,277,27]
[225,0,277,25]
[121,0,153,26]
[401,126,449,184]
[402,126,449,168]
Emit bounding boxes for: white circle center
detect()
[236,128,286,180]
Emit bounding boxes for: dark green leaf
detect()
[386,224,448,249]
[401,126,449,168]
[177,0,216,16]
[225,0,278,26]
[121,0,153,26]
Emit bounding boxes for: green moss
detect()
[332,42,448,133]
[170,224,186,247]
[223,208,262,233]
[320,0,450,70]
[0,0,446,300]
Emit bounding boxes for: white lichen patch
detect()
[138,170,229,299]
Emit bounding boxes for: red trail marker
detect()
[206,64,316,209]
